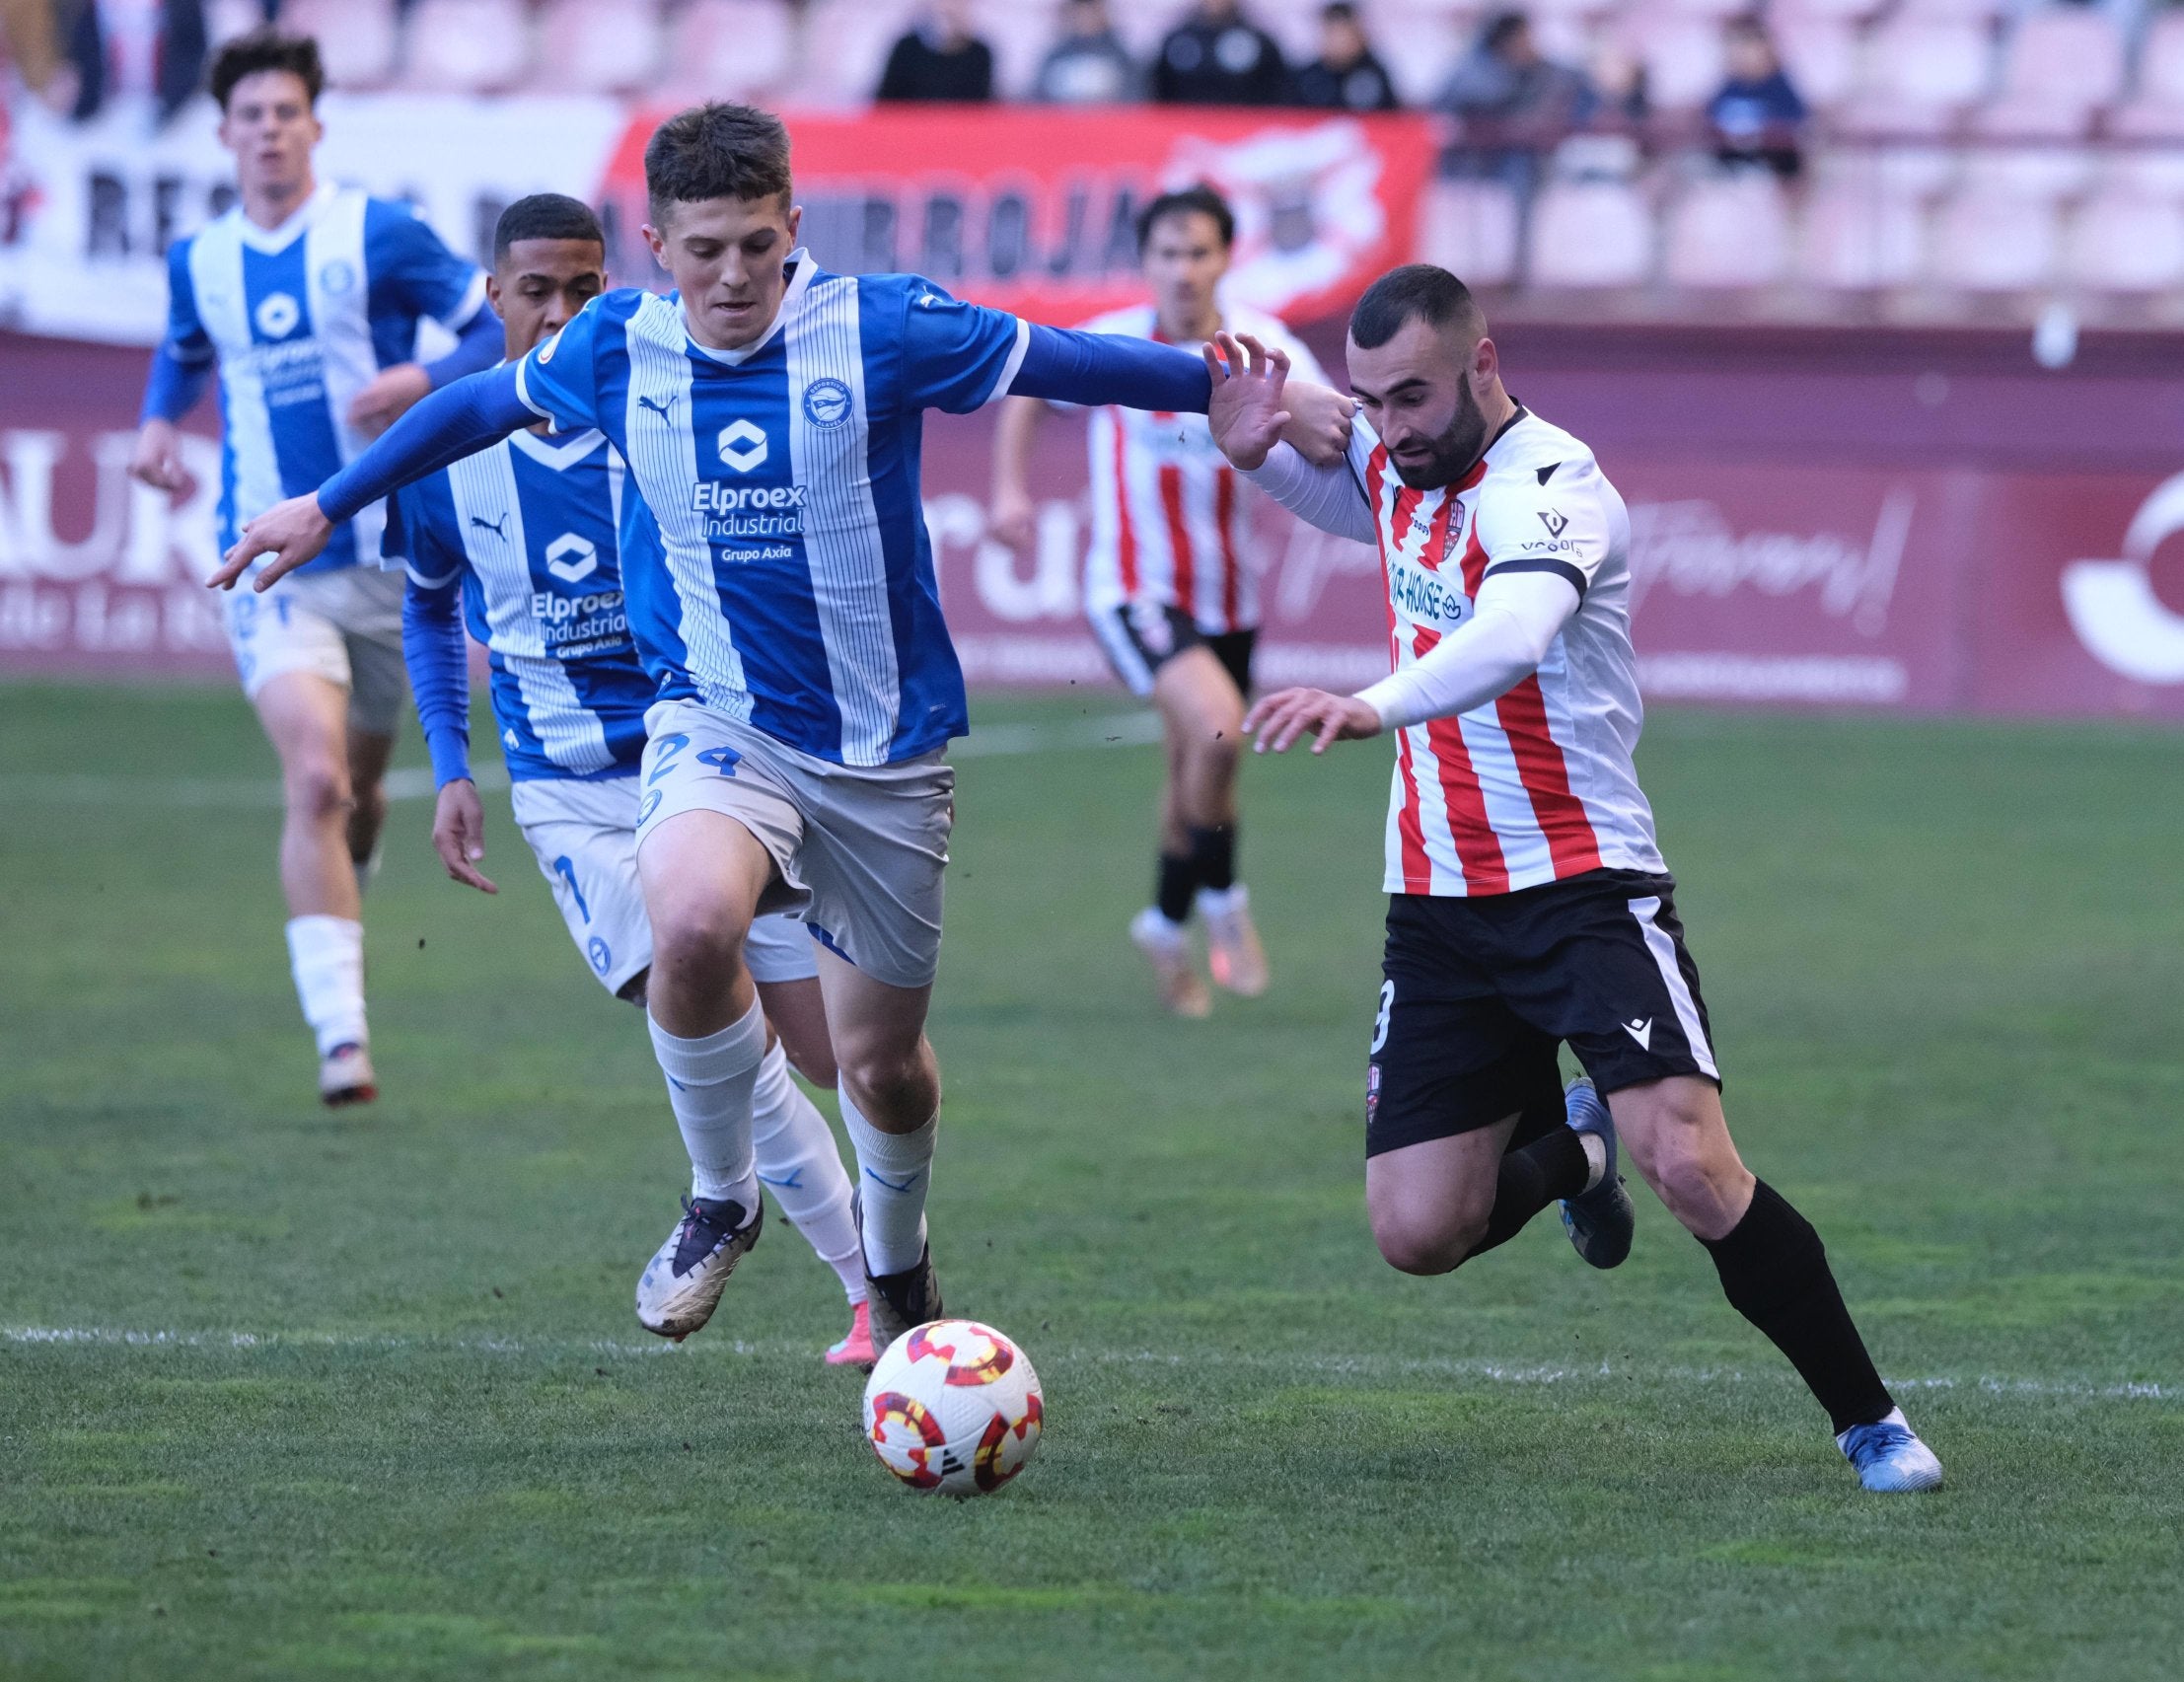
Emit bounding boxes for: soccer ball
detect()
[860,1319,1044,1497]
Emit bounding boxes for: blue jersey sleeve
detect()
[140,240,216,422]
[365,199,489,329]
[514,293,609,434]
[319,363,534,523]
[393,475,474,787]
[895,277,1031,414]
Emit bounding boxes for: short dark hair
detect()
[493,193,606,263]
[1135,183,1235,253]
[644,103,793,223]
[1322,2,1359,20]
[1348,263,1486,349]
[208,29,324,111]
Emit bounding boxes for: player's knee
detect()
[286,760,353,824]
[837,1038,933,1121]
[1372,1208,1485,1277]
[649,903,748,984]
[1630,1109,1742,1229]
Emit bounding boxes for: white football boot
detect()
[1129,908,1212,1018]
[319,1043,377,1108]
[635,1194,763,1341]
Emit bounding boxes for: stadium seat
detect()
[2101,148,2184,203]
[1924,187,2060,290]
[1662,172,1790,287]
[2109,13,2184,142]
[205,0,266,46]
[401,0,534,94]
[1955,143,2094,205]
[1770,0,1887,21]
[1836,20,1997,135]
[1418,179,1521,286]
[1526,180,1654,286]
[783,0,917,108]
[1628,14,1726,112]
[1973,8,2124,139]
[284,0,400,90]
[530,0,664,96]
[1369,1,1476,108]
[1773,18,1858,111]
[662,0,799,104]
[1796,182,1924,288]
[2063,188,2184,291]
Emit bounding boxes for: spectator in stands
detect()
[31,0,210,127]
[1292,1,1399,111]
[1707,16,1806,179]
[876,0,995,104]
[1579,39,1647,130]
[1034,0,1139,104]
[1435,12,1590,188]
[1151,0,1291,107]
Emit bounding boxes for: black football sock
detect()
[1187,823,1236,894]
[1459,1128,1589,1266]
[1698,1179,1894,1434]
[1155,851,1199,923]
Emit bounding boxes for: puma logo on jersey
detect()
[636,394,678,419]
[469,512,509,539]
[1622,1017,1653,1050]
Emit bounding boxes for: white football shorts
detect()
[223,564,407,735]
[634,698,954,991]
[512,774,821,996]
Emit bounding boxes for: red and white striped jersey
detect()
[1078,302,1326,634]
[1353,407,1664,897]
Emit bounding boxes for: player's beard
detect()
[1387,378,1490,489]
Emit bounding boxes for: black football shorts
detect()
[1091,601,1256,699]
[1365,869,1721,1158]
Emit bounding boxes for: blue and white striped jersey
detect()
[393,428,656,783]
[513,255,1029,768]
[160,183,486,575]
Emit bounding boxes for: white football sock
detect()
[749,1040,866,1304]
[285,914,367,1057]
[647,997,767,1213]
[841,1092,936,1277]
[1197,883,1248,918]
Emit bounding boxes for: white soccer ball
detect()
[860,1319,1044,1497]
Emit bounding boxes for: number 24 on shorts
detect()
[637,734,742,825]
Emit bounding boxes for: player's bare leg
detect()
[344,725,394,895]
[629,810,774,1339]
[815,944,944,1353]
[255,671,375,1105]
[1612,1076,1941,1491]
[1159,647,1265,992]
[756,974,837,1090]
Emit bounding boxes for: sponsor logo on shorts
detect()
[803,377,852,427]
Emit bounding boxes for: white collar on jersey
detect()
[508,426,606,471]
[234,180,338,256]
[680,248,819,367]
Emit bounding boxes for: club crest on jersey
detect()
[802,377,852,428]
[545,532,598,584]
[318,259,357,296]
[254,291,301,338]
[717,419,768,473]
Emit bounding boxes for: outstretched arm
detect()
[1246,571,1580,753]
[1007,323,1211,412]
[207,364,535,591]
[1206,330,1374,541]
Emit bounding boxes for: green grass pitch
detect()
[2,680,2180,1680]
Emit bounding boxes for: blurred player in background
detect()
[989,185,1328,1017]
[389,193,871,1363]
[128,30,499,1107]
[1207,270,1944,1494]
[212,103,1231,1361]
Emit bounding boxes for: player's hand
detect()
[988,485,1038,553]
[207,492,333,591]
[1278,380,1355,468]
[346,362,433,438]
[1244,687,1383,755]
[1203,329,1290,472]
[432,780,498,894]
[129,419,191,495]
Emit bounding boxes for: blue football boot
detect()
[1838,1409,1944,1492]
[1559,1077,1635,1269]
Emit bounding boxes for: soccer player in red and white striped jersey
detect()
[991,185,1327,1017]
[1201,268,1943,1494]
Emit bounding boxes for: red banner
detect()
[602,107,1434,327]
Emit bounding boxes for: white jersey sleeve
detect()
[1472,449,1619,602]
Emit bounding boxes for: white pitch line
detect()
[1,1325,2170,1405]
[0,714,1161,810]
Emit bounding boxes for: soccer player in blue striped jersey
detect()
[388,192,874,1364]
[215,101,1230,1355]
[130,29,499,1108]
